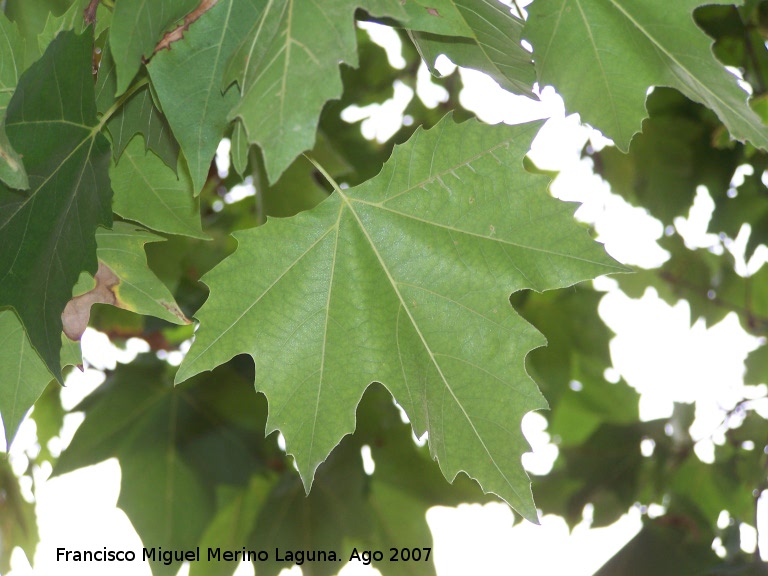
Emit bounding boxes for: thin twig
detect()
[83,0,100,25]
[153,0,218,55]
[510,0,525,19]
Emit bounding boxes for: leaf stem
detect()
[250,147,267,226]
[94,77,149,135]
[304,154,342,195]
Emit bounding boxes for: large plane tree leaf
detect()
[223,0,408,183]
[0,30,112,383]
[524,0,768,151]
[410,0,536,97]
[150,0,263,194]
[0,15,28,189]
[109,0,200,96]
[177,115,623,520]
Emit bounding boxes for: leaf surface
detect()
[0,30,112,382]
[150,0,263,193]
[0,15,28,189]
[223,0,407,182]
[177,116,623,519]
[110,139,206,239]
[0,311,53,446]
[411,0,536,96]
[109,0,199,96]
[524,0,768,151]
[96,44,180,170]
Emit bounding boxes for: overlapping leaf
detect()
[177,115,623,520]
[0,30,112,382]
[524,0,768,151]
[0,311,54,446]
[0,15,28,189]
[0,310,80,447]
[94,223,192,324]
[223,0,408,182]
[150,0,264,193]
[96,45,180,170]
[109,0,199,96]
[110,140,206,239]
[411,0,536,97]
[0,458,37,573]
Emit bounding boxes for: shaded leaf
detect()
[0,458,37,573]
[3,0,72,65]
[589,88,741,225]
[0,309,80,448]
[177,116,623,520]
[593,519,718,576]
[0,29,112,382]
[150,0,264,194]
[524,0,768,151]
[97,44,180,170]
[0,311,53,447]
[110,139,207,239]
[410,0,536,97]
[0,15,29,189]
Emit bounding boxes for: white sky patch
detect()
[342,80,414,142]
[521,412,559,475]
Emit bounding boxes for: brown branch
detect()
[83,0,100,26]
[153,0,218,55]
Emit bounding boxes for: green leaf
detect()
[593,520,718,576]
[0,311,53,447]
[109,0,200,96]
[223,0,407,182]
[524,0,768,151]
[410,0,536,97]
[56,356,271,575]
[0,29,112,383]
[110,139,207,239]
[37,0,113,55]
[589,88,740,225]
[0,310,81,448]
[399,0,473,35]
[0,458,38,573]
[150,0,263,194]
[3,0,72,65]
[95,223,193,324]
[37,0,82,55]
[96,44,181,170]
[0,15,29,189]
[177,116,623,520]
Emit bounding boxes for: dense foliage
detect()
[2,0,768,574]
